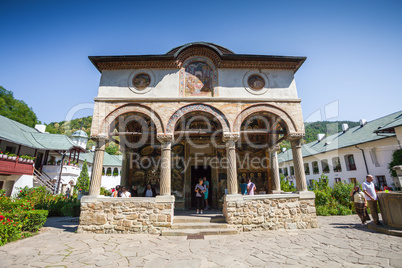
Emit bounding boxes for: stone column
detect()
[89,138,106,196]
[289,136,308,192]
[157,134,173,196]
[223,133,240,195]
[269,146,282,194]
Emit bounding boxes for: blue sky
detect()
[0,0,401,124]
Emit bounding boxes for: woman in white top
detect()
[120,186,131,198]
[350,185,370,225]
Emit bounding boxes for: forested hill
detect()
[46,116,92,137]
[304,121,360,143]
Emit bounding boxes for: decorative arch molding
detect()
[166,103,230,134]
[99,104,164,136]
[233,104,299,134]
[175,46,222,68]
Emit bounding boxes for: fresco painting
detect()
[185,61,213,96]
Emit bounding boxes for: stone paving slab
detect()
[0,215,401,267]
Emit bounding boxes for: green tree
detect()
[0,86,38,127]
[76,160,90,193]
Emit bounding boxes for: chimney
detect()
[360,119,367,127]
[342,123,349,132]
[91,146,96,152]
[282,148,286,152]
[317,133,325,142]
[35,124,47,133]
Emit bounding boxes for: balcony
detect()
[0,156,34,175]
[42,164,81,180]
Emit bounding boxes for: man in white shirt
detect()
[362,175,380,225]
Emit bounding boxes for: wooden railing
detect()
[33,168,55,192]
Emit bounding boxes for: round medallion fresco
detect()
[247,75,265,90]
[132,73,151,90]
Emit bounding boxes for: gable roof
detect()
[278,110,402,163]
[0,115,83,151]
[78,151,122,166]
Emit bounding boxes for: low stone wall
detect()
[223,192,317,231]
[77,195,175,234]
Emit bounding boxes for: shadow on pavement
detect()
[42,217,79,233]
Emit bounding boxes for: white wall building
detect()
[278,111,402,189]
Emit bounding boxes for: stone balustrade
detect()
[223,193,318,231]
[77,195,175,234]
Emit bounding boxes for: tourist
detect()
[143,184,156,197]
[247,178,256,195]
[350,185,370,225]
[362,175,381,225]
[195,178,206,214]
[65,187,70,198]
[120,186,131,198]
[111,185,121,197]
[240,178,248,195]
[203,177,210,210]
[130,185,139,197]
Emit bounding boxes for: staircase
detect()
[33,168,56,193]
[161,211,239,236]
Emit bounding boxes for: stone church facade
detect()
[78,42,317,234]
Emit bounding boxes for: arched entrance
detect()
[165,103,230,209]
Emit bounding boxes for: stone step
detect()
[161,228,239,236]
[173,215,226,224]
[171,222,229,229]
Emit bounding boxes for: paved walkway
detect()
[0,215,401,267]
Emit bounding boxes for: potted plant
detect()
[0,151,5,159]
[8,153,17,161]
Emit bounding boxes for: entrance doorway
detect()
[190,165,212,208]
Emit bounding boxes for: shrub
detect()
[0,215,22,246]
[60,200,81,217]
[76,160,90,193]
[100,187,111,196]
[388,149,402,177]
[280,174,296,192]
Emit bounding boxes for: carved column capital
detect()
[157,134,173,143]
[90,135,108,142]
[268,145,280,153]
[287,132,305,141]
[222,132,240,143]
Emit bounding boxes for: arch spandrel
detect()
[99,104,164,136]
[233,104,300,135]
[166,103,230,134]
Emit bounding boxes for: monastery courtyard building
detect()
[79,42,317,234]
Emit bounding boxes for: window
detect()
[312,161,319,174]
[106,168,112,176]
[284,168,288,176]
[309,179,314,186]
[304,163,310,175]
[345,154,356,171]
[376,176,387,188]
[102,168,105,176]
[349,178,357,184]
[290,166,294,175]
[113,168,119,177]
[332,157,342,172]
[279,168,283,174]
[335,178,341,183]
[5,146,16,154]
[321,160,330,173]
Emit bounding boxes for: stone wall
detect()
[223,193,317,231]
[77,196,174,234]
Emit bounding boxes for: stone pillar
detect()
[223,133,240,195]
[157,134,173,196]
[89,138,106,196]
[289,136,308,192]
[269,146,282,194]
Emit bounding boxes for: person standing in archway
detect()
[195,178,206,214]
[203,177,210,210]
[247,178,256,195]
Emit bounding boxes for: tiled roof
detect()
[0,115,79,151]
[79,152,122,166]
[278,110,402,163]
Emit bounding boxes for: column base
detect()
[297,191,315,200]
[155,195,175,203]
[271,190,284,194]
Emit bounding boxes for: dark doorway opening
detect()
[190,165,212,208]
